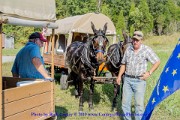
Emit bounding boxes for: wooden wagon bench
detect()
[2,77,54,120]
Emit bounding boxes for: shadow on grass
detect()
[55,106,68,120]
[102,83,125,119]
[101,84,114,102]
[115,97,137,120]
[116,97,124,120]
[69,85,101,105]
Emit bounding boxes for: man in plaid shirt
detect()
[116,31,160,120]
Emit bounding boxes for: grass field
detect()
[2,33,180,120]
[2,43,23,56]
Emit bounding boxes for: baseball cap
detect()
[132,31,143,40]
[29,32,47,42]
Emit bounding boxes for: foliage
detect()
[129,4,143,31]
[128,0,153,35]
[3,24,41,44]
[116,10,126,39]
[138,0,153,34]
[147,0,180,34]
[56,0,97,18]
[101,3,111,18]
[2,0,180,45]
[129,24,135,36]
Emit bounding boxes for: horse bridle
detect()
[91,35,108,54]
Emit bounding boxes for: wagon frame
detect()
[0,0,58,119]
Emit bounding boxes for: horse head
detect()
[91,22,109,64]
[122,30,132,53]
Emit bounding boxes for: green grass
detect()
[2,62,13,76]
[2,33,180,120]
[2,43,23,56]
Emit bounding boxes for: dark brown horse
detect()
[106,31,132,110]
[66,22,109,111]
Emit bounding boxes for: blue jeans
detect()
[122,76,146,120]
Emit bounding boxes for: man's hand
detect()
[116,64,125,85]
[12,73,19,78]
[32,57,51,79]
[44,77,54,82]
[140,71,151,80]
[116,77,121,85]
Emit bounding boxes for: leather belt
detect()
[125,74,142,79]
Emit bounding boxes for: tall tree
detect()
[101,3,111,18]
[103,0,131,26]
[128,2,143,32]
[166,0,179,33]
[147,0,173,34]
[156,14,166,35]
[116,10,126,39]
[57,0,97,17]
[56,0,67,19]
[138,0,153,34]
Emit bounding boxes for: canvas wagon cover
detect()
[47,13,116,45]
[54,13,116,35]
[0,0,56,21]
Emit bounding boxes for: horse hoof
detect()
[111,107,115,112]
[89,105,94,111]
[111,104,116,112]
[74,90,78,95]
[89,107,94,112]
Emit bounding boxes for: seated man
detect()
[11,32,53,81]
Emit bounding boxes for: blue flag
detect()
[142,39,180,120]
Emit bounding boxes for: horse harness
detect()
[71,41,97,73]
[106,41,124,69]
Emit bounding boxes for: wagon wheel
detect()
[60,74,68,90]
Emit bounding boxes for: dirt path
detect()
[2,56,15,63]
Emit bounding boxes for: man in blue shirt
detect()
[11,32,52,80]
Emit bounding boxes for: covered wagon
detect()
[43,12,117,89]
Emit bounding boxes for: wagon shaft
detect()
[93,77,117,84]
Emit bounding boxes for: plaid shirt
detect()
[121,44,160,76]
